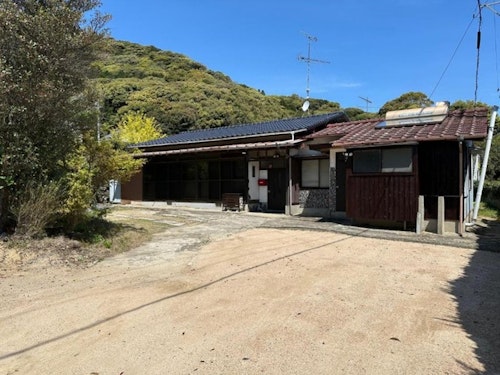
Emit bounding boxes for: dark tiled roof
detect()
[136,112,347,148]
[309,108,489,148]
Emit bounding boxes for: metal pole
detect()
[473,105,498,220]
[96,101,101,143]
[459,140,464,235]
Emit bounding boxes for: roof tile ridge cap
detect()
[364,118,384,126]
[458,107,487,116]
[331,118,382,126]
[448,108,483,123]
[177,112,344,134]
[472,107,489,116]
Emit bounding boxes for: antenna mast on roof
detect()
[358,96,372,112]
[481,1,500,16]
[298,32,330,112]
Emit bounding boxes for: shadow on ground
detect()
[450,219,500,374]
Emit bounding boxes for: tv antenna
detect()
[358,96,372,112]
[298,32,330,111]
[481,1,500,16]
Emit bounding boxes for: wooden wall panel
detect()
[346,174,418,222]
[121,170,143,201]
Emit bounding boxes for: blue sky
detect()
[99,1,500,112]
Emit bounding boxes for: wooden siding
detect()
[121,170,143,201]
[418,141,459,220]
[419,142,459,196]
[346,174,418,222]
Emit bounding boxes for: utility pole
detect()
[96,101,101,143]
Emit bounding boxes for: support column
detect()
[437,196,445,235]
[416,195,424,234]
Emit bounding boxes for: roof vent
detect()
[380,102,449,128]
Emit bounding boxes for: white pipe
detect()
[473,105,498,220]
[459,141,464,235]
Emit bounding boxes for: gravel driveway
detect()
[1,205,499,374]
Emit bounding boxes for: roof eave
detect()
[136,139,305,157]
[137,128,312,149]
[334,134,488,149]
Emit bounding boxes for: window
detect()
[353,147,413,174]
[353,150,380,173]
[381,148,413,172]
[301,159,330,188]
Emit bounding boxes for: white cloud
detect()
[335,82,363,88]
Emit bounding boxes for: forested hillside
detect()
[93,39,343,135]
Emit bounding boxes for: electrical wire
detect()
[494,11,500,96]
[428,16,476,101]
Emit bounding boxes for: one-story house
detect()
[121,104,489,234]
[306,103,489,234]
[121,111,349,212]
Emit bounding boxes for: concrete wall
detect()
[416,195,461,234]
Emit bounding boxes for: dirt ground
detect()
[1,206,500,374]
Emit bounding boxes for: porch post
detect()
[416,195,424,234]
[437,196,445,235]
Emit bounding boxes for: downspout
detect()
[473,105,498,221]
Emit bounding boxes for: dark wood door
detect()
[335,153,346,212]
[268,168,286,211]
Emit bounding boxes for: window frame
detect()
[352,147,413,174]
[301,158,330,188]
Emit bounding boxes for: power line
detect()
[492,4,500,95]
[476,1,500,101]
[428,15,476,101]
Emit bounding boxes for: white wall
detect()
[248,161,259,201]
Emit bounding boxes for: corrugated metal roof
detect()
[308,108,489,148]
[139,139,304,157]
[135,111,347,148]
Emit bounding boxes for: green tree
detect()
[114,112,164,144]
[342,107,378,121]
[449,100,499,180]
[62,111,163,225]
[93,40,342,135]
[450,100,488,110]
[0,0,109,229]
[378,92,433,116]
[63,134,145,228]
[487,135,500,180]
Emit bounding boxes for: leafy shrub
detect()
[11,181,63,238]
[482,181,500,210]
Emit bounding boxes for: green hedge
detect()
[482,181,500,210]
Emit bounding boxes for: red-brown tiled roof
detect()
[308,108,489,148]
